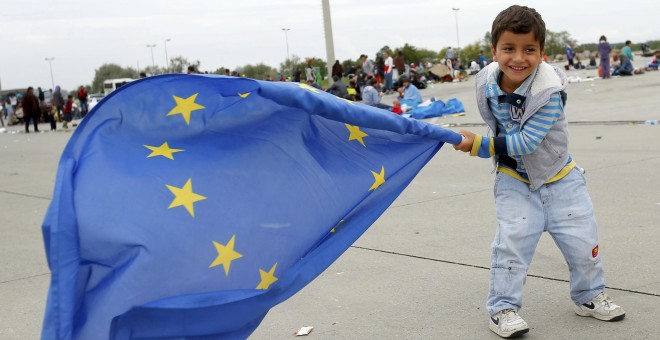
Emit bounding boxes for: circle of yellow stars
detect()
[141,86,388,290]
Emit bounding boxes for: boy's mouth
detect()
[509,65,527,72]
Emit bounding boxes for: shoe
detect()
[489,309,529,338]
[574,293,625,321]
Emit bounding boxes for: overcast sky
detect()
[1,0,658,90]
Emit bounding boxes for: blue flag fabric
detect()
[409,98,465,119]
[41,75,461,339]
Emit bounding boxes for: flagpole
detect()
[321,0,335,85]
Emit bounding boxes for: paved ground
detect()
[1,59,659,339]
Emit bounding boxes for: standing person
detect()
[598,36,612,79]
[477,50,488,69]
[63,95,73,128]
[445,46,456,64]
[52,85,65,123]
[453,5,625,338]
[384,51,394,94]
[293,67,302,83]
[361,54,374,77]
[331,60,343,79]
[21,87,40,133]
[621,40,634,62]
[305,59,317,84]
[566,45,575,68]
[394,51,406,80]
[77,86,88,117]
[37,87,46,122]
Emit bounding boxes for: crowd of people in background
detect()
[3,38,658,130]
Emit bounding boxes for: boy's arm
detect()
[457,92,563,158]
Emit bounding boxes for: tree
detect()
[168,56,200,74]
[279,54,302,79]
[235,63,277,80]
[544,30,577,57]
[458,41,483,66]
[91,64,137,93]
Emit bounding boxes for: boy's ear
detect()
[539,49,545,64]
[490,46,497,61]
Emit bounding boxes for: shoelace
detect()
[594,293,619,310]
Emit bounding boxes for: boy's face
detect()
[491,30,544,92]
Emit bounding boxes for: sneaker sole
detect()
[489,322,530,338]
[574,307,626,321]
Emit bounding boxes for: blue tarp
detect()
[409,98,465,119]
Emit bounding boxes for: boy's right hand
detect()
[453,130,476,152]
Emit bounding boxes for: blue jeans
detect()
[487,168,605,315]
[385,72,393,90]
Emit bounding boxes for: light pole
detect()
[146,44,157,73]
[281,28,291,78]
[164,39,171,73]
[45,57,55,89]
[452,8,460,62]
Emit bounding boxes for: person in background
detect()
[331,60,343,79]
[52,85,64,123]
[63,94,73,128]
[361,78,390,109]
[305,59,317,84]
[478,50,488,69]
[383,51,394,94]
[565,45,575,69]
[326,75,349,99]
[77,86,88,117]
[396,76,422,104]
[598,36,612,79]
[394,51,406,80]
[21,87,40,133]
[621,40,634,62]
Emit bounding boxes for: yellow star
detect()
[209,235,243,276]
[166,178,207,217]
[166,93,205,125]
[256,263,278,290]
[298,83,319,93]
[238,92,251,98]
[345,124,368,147]
[369,166,386,191]
[144,142,183,160]
[331,219,345,233]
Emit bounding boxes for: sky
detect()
[1,0,658,91]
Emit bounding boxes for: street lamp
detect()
[146,44,157,74]
[452,8,460,61]
[45,57,55,89]
[281,28,291,78]
[164,39,171,73]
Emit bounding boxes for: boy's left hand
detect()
[453,130,476,152]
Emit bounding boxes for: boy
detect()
[453,5,625,338]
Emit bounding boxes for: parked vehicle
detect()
[103,78,134,96]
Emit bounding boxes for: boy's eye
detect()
[526,48,536,53]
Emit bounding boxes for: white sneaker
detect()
[489,309,530,338]
[574,293,625,321]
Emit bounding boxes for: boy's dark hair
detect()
[625,40,631,45]
[67,94,73,99]
[491,5,546,50]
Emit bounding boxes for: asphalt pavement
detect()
[1,59,659,339]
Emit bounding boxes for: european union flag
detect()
[41,75,461,339]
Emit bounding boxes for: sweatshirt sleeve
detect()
[469,92,563,158]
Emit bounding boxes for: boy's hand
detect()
[453,130,476,152]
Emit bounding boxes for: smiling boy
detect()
[454,5,625,338]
